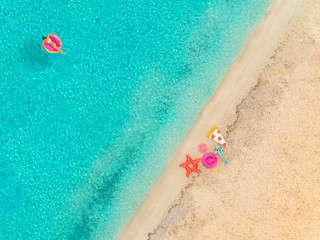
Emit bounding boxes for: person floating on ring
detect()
[42,32,66,54]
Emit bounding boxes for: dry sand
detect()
[118,0,320,239]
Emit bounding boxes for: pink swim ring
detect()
[198,143,207,153]
[43,35,62,54]
[202,153,218,168]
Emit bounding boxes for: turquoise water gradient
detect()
[0,0,271,239]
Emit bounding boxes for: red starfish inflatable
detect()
[180,154,201,177]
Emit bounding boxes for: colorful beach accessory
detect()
[201,153,218,168]
[206,126,228,147]
[198,143,207,153]
[215,144,228,165]
[43,35,62,53]
[180,154,201,177]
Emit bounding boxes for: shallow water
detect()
[0,0,271,239]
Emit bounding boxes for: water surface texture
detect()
[0,0,271,239]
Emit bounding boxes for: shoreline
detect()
[117,0,303,239]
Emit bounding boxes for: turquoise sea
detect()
[0,0,271,239]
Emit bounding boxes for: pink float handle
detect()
[202,153,217,168]
[198,143,207,153]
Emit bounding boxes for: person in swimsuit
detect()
[42,32,66,54]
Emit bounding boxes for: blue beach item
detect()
[215,144,229,165]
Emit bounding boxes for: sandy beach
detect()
[118,0,320,239]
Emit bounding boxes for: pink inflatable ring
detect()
[198,143,207,153]
[44,35,62,54]
[202,153,218,168]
